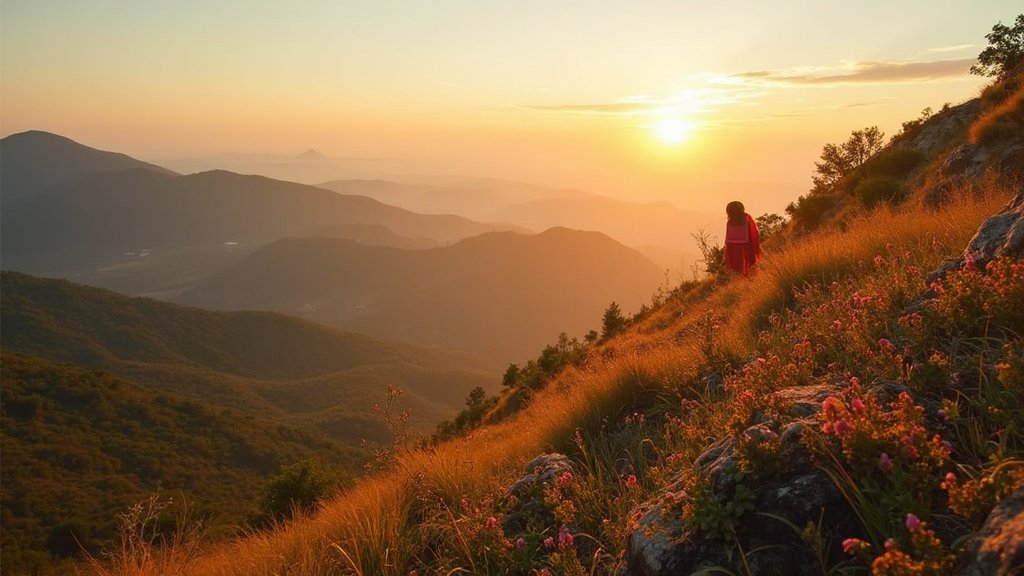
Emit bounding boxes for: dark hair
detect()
[726,201,746,225]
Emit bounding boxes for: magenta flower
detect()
[851,399,865,413]
[879,452,893,473]
[515,537,526,551]
[833,419,852,435]
[878,338,893,351]
[905,513,921,533]
[558,526,574,549]
[485,516,498,530]
[625,474,639,489]
[543,536,554,549]
[937,409,948,422]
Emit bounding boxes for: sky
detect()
[2,1,1020,215]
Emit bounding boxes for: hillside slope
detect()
[0,271,495,431]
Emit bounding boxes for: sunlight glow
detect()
[651,118,695,145]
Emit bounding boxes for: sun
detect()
[651,117,694,145]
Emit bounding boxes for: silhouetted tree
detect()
[601,302,628,340]
[812,127,885,193]
[971,15,1024,80]
[755,213,787,243]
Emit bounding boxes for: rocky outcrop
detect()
[960,487,1024,576]
[501,453,574,535]
[927,192,1024,285]
[623,384,858,576]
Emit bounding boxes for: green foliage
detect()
[754,213,787,244]
[0,351,354,573]
[970,14,1024,80]
[252,459,353,526]
[858,148,927,179]
[785,192,833,232]
[812,127,885,194]
[855,176,906,208]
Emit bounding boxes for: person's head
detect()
[726,201,746,225]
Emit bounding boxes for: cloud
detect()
[928,44,975,53]
[732,58,975,86]
[525,102,657,115]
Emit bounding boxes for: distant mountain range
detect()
[0,131,512,296]
[177,227,665,369]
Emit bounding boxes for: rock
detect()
[623,384,859,576]
[941,143,986,178]
[501,453,574,535]
[927,192,1024,286]
[960,488,1024,576]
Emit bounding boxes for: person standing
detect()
[723,201,762,276]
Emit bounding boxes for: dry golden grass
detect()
[970,80,1024,145]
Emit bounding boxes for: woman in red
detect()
[723,201,762,276]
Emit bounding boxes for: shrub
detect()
[253,459,352,525]
[855,176,906,208]
[859,149,927,178]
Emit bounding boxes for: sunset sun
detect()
[651,117,694,145]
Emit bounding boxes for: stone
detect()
[501,453,574,535]
[960,487,1024,576]
[927,192,1024,286]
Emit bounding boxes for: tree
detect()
[811,127,885,194]
[970,15,1024,80]
[755,213,787,243]
[601,302,628,340]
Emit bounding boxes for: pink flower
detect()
[515,537,526,551]
[905,513,921,533]
[543,536,555,549]
[833,420,852,435]
[937,409,948,422]
[485,516,498,530]
[851,399,865,413]
[842,537,867,555]
[625,474,639,489]
[556,471,573,487]
[558,526,574,549]
[878,338,893,351]
[879,452,893,473]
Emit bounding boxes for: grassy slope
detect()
[171,186,1018,576]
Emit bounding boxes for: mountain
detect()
[0,271,495,437]
[0,132,514,296]
[0,130,176,202]
[318,178,712,274]
[176,227,666,369]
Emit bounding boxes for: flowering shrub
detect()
[941,462,1024,525]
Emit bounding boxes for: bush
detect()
[855,176,906,208]
[859,149,927,178]
[252,459,352,525]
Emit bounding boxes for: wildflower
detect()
[851,399,865,413]
[485,516,498,530]
[850,376,860,389]
[878,338,893,351]
[874,255,886,268]
[558,526,574,549]
[556,471,573,487]
[832,319,843,330]
[833,420,852,435]
[842,537,868,555]
[625,474,639,489]
[905,513,921,533]
[543,536,555,550]
[515,537,526,551]
[879,452,893,473]
[937,409,948,422]
[941,472,956,490]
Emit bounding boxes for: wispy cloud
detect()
[928,44,974,53]
[730,58,974,86]
[525,102,658,115]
